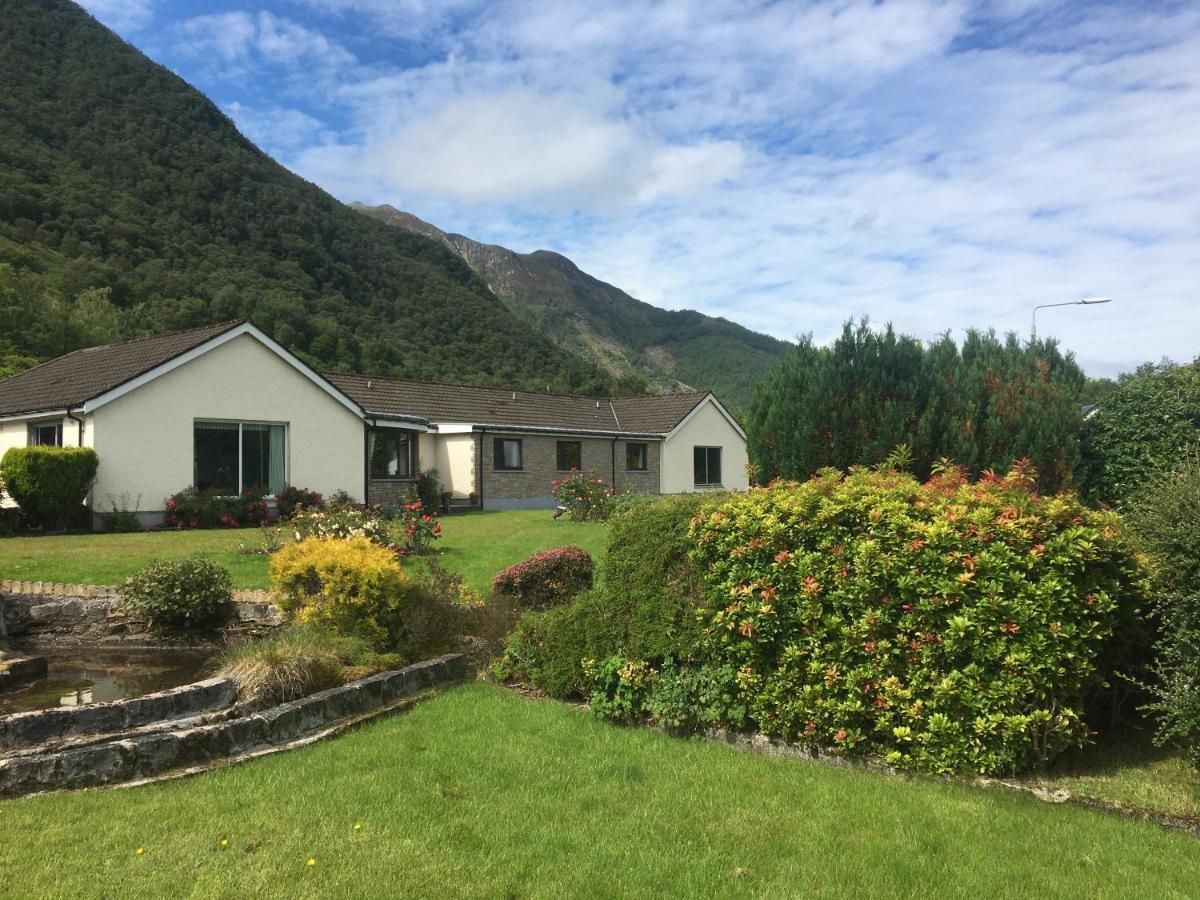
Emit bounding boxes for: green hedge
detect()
[0,445,98,530]
[1080,359,1200,505]
[498,492,722,697]
[1126,452,1200,768]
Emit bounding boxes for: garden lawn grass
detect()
[0,684,1197,899]
[417,509,609,593]
[0,510,608,593]
[1018,733,1200,819]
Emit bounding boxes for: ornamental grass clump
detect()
[687,460,1151,775]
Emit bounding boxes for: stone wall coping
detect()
[0,579,271,605]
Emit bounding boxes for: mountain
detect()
[0,0,613,393]
[354,205,792,412]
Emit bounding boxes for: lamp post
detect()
[1031,297,1111,342]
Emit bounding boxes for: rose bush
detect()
[551,470,613,521]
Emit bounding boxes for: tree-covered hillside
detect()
[0,0,613,392]
[355,205,791,413]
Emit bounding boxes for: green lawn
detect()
[0,683,1196,899]
[0,510,608,593]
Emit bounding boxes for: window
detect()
[368,428,414,479]
[625,442,648,471]
[28,422,63,446]
[556,440,582,471]
[494,438,523,470]
[693,446,722,486]
[194,421,286,495]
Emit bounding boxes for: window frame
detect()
[625,442,648,472]
[693,445,723,487]
[193,419,288,497]
[493,437,524,471]
[28,422,63,447]
[367,426,417,480]
[555,440,582,472]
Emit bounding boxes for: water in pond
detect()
[0,646,214,715]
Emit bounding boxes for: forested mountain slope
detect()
[0,0,612,392]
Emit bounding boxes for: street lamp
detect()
[1031,297,1111,342]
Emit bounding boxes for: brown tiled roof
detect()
[0,321,243,417]
[326,372,710,436]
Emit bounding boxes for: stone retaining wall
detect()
[0,580,281,646]
[0,677,237,752]
[0,654,466,797]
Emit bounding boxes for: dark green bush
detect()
[1125,453,1200,767]
[1080,359,1200,505]
[121,556,234,631]
[0,446,98,530]
[497,492,722,697]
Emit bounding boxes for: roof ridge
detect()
[324,370,710,404]
[74,319,246,355]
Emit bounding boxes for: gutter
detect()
[466,423,664,440]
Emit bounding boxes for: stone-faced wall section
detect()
[0,580,281,646]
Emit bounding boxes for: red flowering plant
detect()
[396,499,441,555]
[551,470,614,522]
[685,460,1152,775]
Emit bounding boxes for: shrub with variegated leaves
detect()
[687,460,1151,775]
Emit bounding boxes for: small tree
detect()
[0,446,98,530]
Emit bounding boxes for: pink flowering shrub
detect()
[551,470,614,521]
[163,487,269,529]
[492,545,594,611]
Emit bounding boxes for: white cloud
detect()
[175,10,355,77]
[294,88,744,208]
[224,102,330,152]
[78,0,155,31]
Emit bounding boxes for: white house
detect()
[0,321,749,525]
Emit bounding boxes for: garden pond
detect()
[0,645,214,715]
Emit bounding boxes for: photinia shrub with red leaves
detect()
[492,545,594,612]
[685,461,1151,775]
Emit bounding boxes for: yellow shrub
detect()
[270,537,413,649]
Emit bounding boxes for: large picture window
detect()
[556,440,582,471]
[693,446,722,487]
[368,428,414,479]
[494,438,523,471]
[625,442,648,471]
[194,421,286,495]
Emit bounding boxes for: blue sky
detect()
[81,0,1199,377]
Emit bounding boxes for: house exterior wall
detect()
[90,334,364,515]
[435,433,477,499]
[659,400,749,494]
